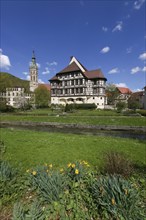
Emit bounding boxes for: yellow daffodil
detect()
[111,198,115,205]
[67,163,72,168]
[26,169,30,173]
[124,189,128,195]
[75,169,79,175]
[49,164,52,168]
[71,163,75,168]
[32,171,37,176]
[46,169,49,173]
[60,168,64,173]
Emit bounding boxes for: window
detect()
[75,79,78,85]
[79,79,82,85]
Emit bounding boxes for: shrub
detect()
[0,140,6,160]
[116,101,127,113]
[65,103,96,112]
[90,174,145,219]
[12,201,46,220]
[0,161,26,207]
[137,109,146,116]
[28,166,66,203]
[0,160,16,181]
[12,202,26,220]
[103,151,133,177]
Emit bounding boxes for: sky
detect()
[1,0,146,91]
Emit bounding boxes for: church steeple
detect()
[29,51,38,92]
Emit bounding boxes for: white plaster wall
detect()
[51,95,106,109]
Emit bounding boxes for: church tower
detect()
[29,51,38,92]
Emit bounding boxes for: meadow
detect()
[1,109,146,219]
[1,114,146,126]
[1,128,146,170]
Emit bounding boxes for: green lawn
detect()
[1,114,146,126]
[1,128,146,171]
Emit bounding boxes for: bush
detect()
[116,101,127,113]
[103,151,133,177]
[12,201,46,220]
[65,103,96,112]
[137,109,146,116]
[90,174,145,219]
[0,161,26,207]
[28,166,66,203]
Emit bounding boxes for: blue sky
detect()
[1,0,146,91]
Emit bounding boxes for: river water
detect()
[2,124,146,140]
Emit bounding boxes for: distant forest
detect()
[0,72,30,93]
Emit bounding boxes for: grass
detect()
[1,113,146,126]
[1,128,146,171]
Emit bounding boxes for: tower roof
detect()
[30,50,37,68]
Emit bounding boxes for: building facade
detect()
[128,89,146,109]
[49,56,107,109]
[115,87,132,104]
[0,87,33,108]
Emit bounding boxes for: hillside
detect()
[0,72,30,93]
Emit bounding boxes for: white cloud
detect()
[46,61,58,66]
[100,46,110,54]
[42,67,50,75]
[126,47,132,54]
[0,49,11,70]
[142,66,146,71]
[115,83,127,87]
[112,21,123,32]
[131,66,141,74]
[23,72,28,75]
[26,75,30,80]
[133,0,145,9]
[108,68,119,74]
[139,52,146,61]
[102,26,108,32]
[37,63,41,68]
[38,79,45,84]
[132,88,143,92]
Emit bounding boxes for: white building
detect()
[49,56,107,109]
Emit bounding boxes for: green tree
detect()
[106,83,119,105]
[128,100,140,112]
[0,97,7,112]
[116,101,127,113]
[34,85,50,108]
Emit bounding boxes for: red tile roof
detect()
[117,87,132,94]
[49,57,106,81]
[49,75,60,81]
[57,61,81,74]
[83,69,106,80]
